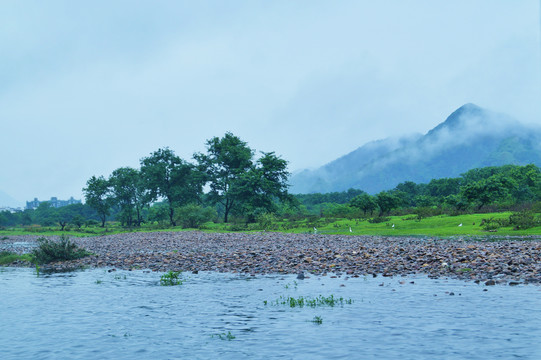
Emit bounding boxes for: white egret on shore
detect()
[458,223,463,227]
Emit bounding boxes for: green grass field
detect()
[0,212,539,238]
[293,212,540,237]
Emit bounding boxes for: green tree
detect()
[34,201,57,226]
[349,193,377,216]
[375,191,402,216]
[195,133,254,223]
[444,194,468,211]
[461,174,517,209]
[140,148,203,226]
[0,211,7,227]
[83,175,113,227]
[108,167,149,227]
[148,202,170,226]
[56,206,75,231]
[394,181,424,206]
[195,133,290,222]
[71,215,86,229]
[239,151,291,215]
[425,177,461,198]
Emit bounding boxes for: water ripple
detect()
[0,268,540,359]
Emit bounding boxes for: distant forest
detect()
[1,163,539,230]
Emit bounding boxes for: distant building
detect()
[25,197,81,210]
[26,198,40,210]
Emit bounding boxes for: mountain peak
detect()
[456,102,482,112]
[426,103,486,136]
[289,104,541,194]
[448,103,484,121]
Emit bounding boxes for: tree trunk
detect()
[169,206,176,226]
[224,199,233,223]
[136,208,141,227]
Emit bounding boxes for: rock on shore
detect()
[1,232,540,284]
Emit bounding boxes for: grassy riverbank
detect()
[0,212,539,238]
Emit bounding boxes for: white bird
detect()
[349,227,352,233]
[313,227,317,234]
[458,223,463,227]
[392,224,395,228]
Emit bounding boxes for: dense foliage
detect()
[31,235,91,264]
[1,143,539,232]
[295,164,540,218]
[82,132,291,227]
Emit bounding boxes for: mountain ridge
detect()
[289,104,541,194]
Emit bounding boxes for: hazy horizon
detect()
[1,1,540,207]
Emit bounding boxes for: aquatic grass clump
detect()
[32,234,91,264]
[0,251,21,265]
[160,270,183,286]
[266,295,353,308]
[212,331,236,341]
[283,281,298,289]
[0,251,34,265]
[312,316,323,325]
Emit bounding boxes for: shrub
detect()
[509,211,539,230]
[227,222,248,231]
[0,251,21,265]
[85,219,99,227]
[306,215,322,229]
[414,206,441,221]
[480,217,509,231]
[160,271,183,286]
[255,213,279,231]
[32,234,90,264]
[480,217,500,231]
[368,216,390,224]
[174,204,217,229]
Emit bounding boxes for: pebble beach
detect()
[2,232,541,285]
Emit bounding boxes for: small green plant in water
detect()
[284,281,299,290]
[160,270,183,286]
[212,331,236,340]
[35,264,40,276]
[312,316,323,325]
[266,295,353,308]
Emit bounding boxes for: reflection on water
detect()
[1,267,540,359]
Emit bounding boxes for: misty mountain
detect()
[0,190,21,208]
[289,103,541,194]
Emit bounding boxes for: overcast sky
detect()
[1,0,540,206]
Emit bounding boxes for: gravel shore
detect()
[2,232,540,284]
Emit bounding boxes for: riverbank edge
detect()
[1,232,540,285]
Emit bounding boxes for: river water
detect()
[0,267,540,359]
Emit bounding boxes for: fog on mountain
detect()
[289,104,541,194]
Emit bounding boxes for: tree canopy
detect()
[195,133,290,222]
[140,148,203,226]
[83,175,112,227]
